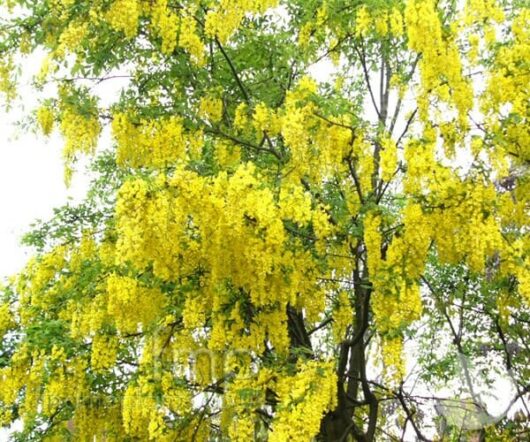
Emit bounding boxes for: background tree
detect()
[0,0,529,440]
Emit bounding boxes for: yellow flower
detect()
[199,95,223,123]
[0,303,13,338]
[234,102,248,130]
[355,6,371,37]
[270,360,337,442]
[106,0,140,39]
[36,106,54,136]
[380,135,398,181]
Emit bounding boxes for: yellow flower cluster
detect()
[252,102,280,135]
[243,77,358,185]
[122,380,157,439]
[278,183,312,224]
[381,336,405,380]
[209,302,290,355]
[188,128,205,158]
[481,8,530,172]
[0,345,30,421]
[178,13,205,65]
[215,139,241,167]
[355,5,404,38]
[150,0,179,54]
[297,75,318,94]
[0,58,16,104]
[388,7,404,36]
[123,370,195,440]
[405,0,473,124]
[380,135,398,182]
[204,0,278,44]
[106,0,140,39]
[69,290,111,339]
[112,112,186,167]
[69,231,96,272]
[199,95,223,123]
[355,6,370,38]
[72,402,122,441]
[192,350,213,386]
[332,291,353,341]
[270,360,337,442]
[233,102,248,130]
[464,0,505,26]
[365,204,431,378]
[91,334,119,371]
[467,33,480,63]
[35,55,55,85]
[114,163,329,354]
[373,214,424,322]
[115,176,185,278]
[280,94,315,181]
[432,183,502,272]
[499,240,530,309]
[106,273,167,333]
[36,106,54,136]
[280,94,311,142]
[60,108,101,170]
[182,294,206,330]
[18,32,32,54]
[298,22,313,48]
[18,245,67,311]
[19,351,45,421]
[222,369,270,441]
[372,281,422,336]
[403,139,436,195]
[57,20,88,56]
[314,117,352,174]
[161,371,192,414]
[353,133,376,193]
[363,212,382,276]
[0,303,13,338]
[42,354,88,418]
[399,203,432,279]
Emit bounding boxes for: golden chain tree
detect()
[0,0,529,440]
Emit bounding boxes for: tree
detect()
[0,0,529,440]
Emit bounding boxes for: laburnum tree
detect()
[0,0,529,440]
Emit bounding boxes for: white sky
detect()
[0,46,115,280]
[0,109,89,279]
